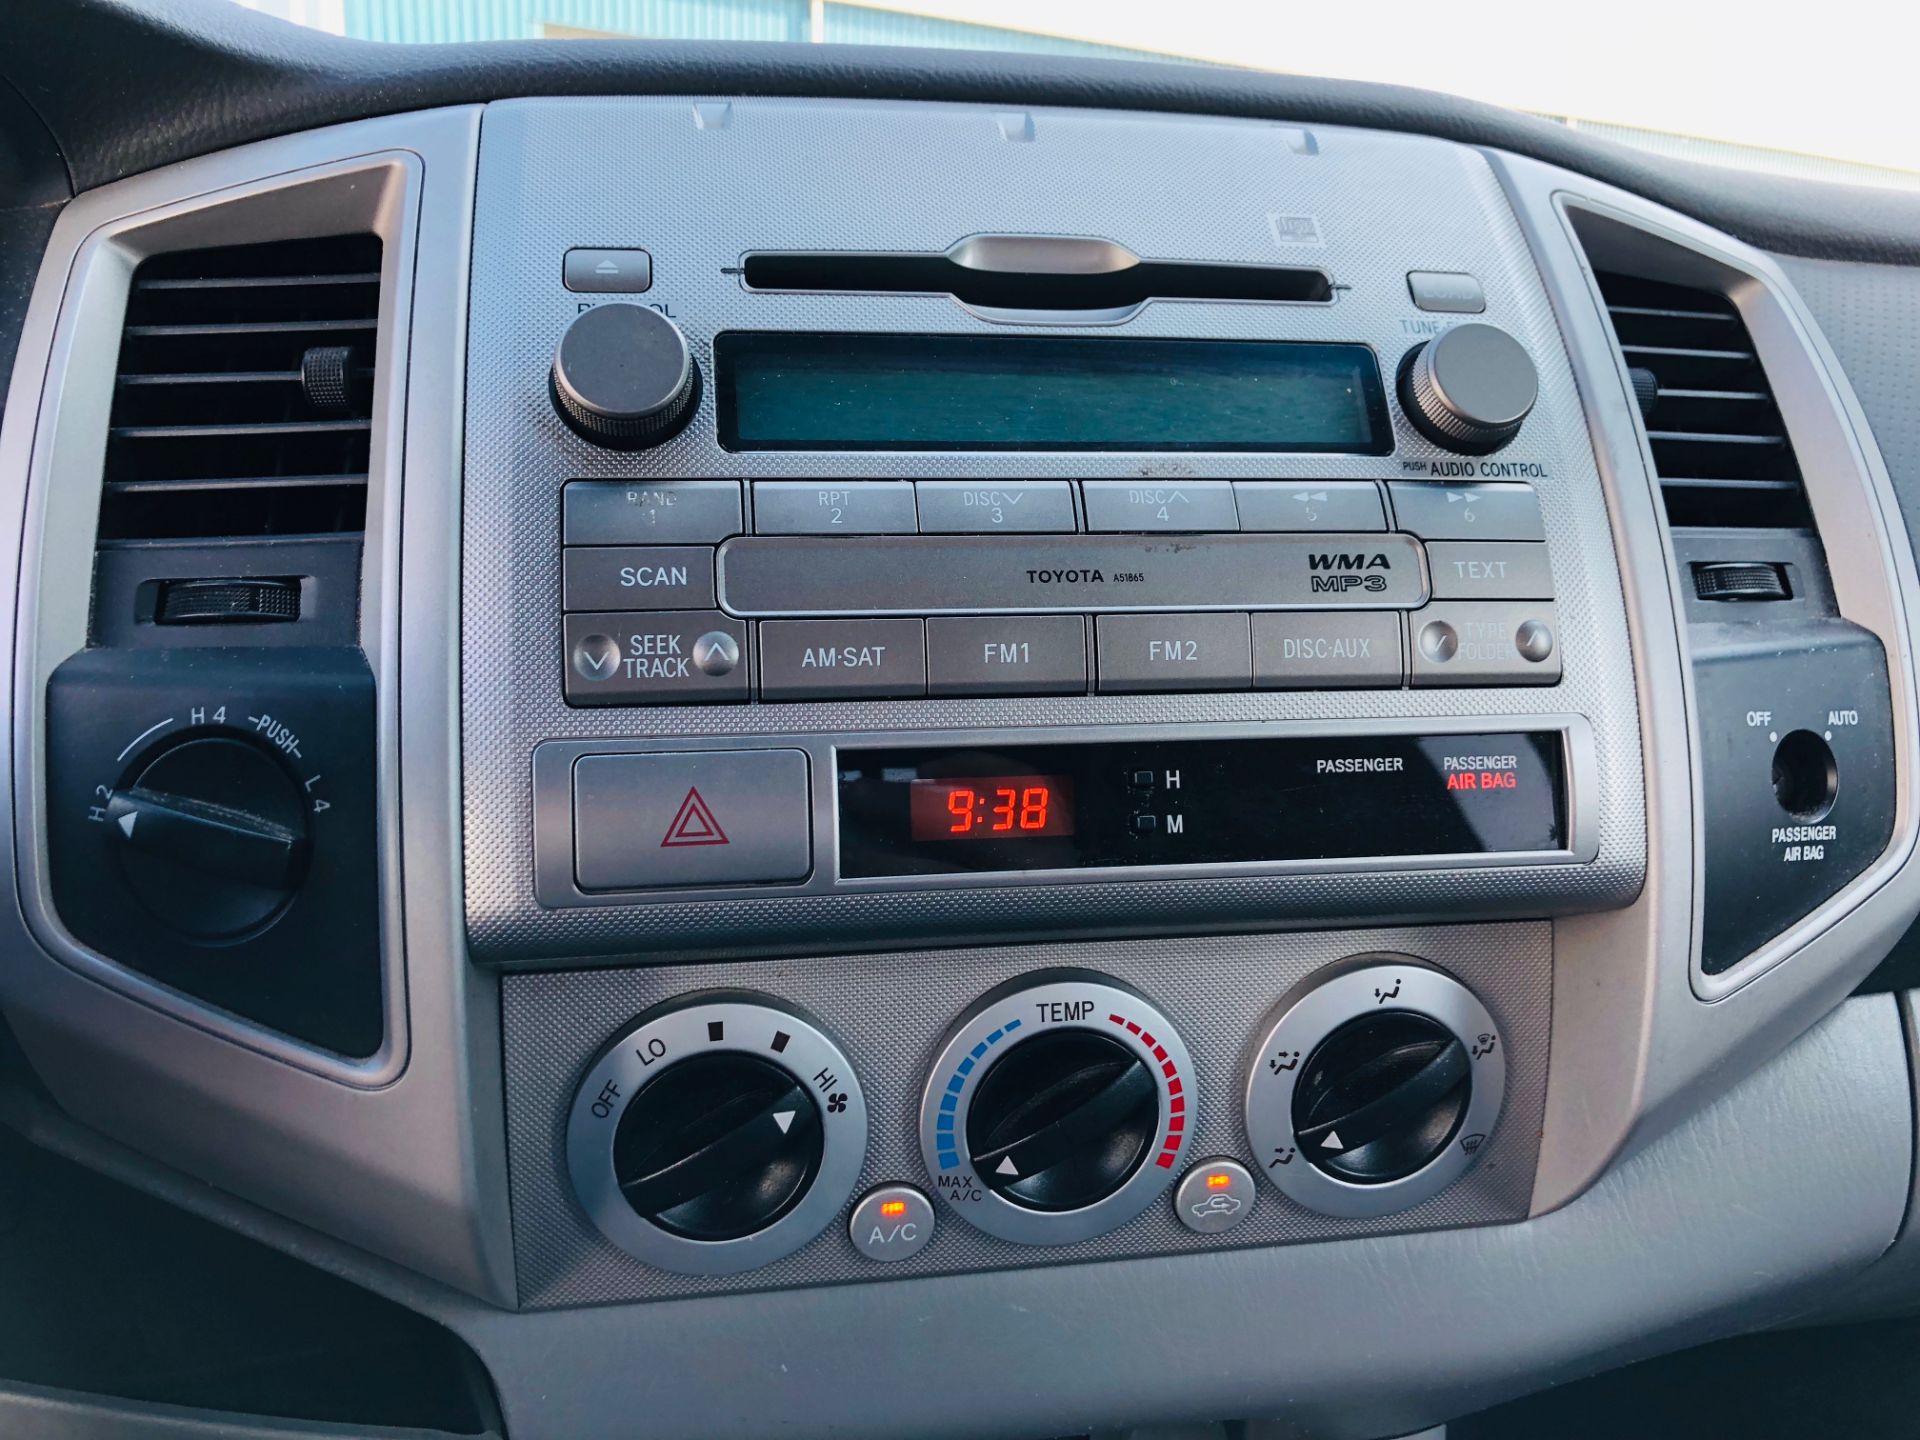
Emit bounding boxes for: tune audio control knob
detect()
[550,302,700,449]
[568,994,866,1275]
[920,971,1194,1245]
[1245,956,1505,1218]
[1398,323,1538,455]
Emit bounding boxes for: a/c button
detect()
[849,1185,935,1262]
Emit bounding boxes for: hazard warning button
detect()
[572,749,811,891]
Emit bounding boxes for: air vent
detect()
[1594,271,1810,529]
[98,235,382,541]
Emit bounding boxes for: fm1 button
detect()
[849,1184,936,1262]
[1174,1158,1256,1234]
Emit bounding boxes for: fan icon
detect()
[826,1093,848,1114]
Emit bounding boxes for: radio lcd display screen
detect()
[715,332,1393,453]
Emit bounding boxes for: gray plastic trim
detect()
[1244,957,1506,1218]
[1487,150,1920,1215]
[9,153,418,1083]
[0,109,515,1301]
[1555,199,1920,1001]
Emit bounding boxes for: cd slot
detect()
[740,249,1332,311]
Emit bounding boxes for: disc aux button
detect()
[572,749,812,890]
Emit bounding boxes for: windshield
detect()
[240,0,1917,187]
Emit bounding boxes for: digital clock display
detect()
[837,734,1566,879]
[908,776,1075,841]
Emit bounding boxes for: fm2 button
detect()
[849,1185,935,1262]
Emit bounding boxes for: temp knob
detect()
[1398,323,1538,454]
[550,302,700,449]
[107,735,308,939]
[968,1029,1158,1212]
[567,994,866,1275]
[920,971,1194,1245]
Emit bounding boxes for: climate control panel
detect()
[547,940,1524,1287]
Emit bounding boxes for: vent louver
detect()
[1594,271,1810,529]
[99,234,382,541]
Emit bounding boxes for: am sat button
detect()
[760,619,926,700]
[572,749,811,890]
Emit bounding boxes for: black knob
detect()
[551,303,700,449]
[1398,323,1538,455]
[613,1053,823,1241]
[106,736,308,940]
[1291,1012,1471,1184]
[966,1030,1157,1212]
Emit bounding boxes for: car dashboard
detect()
[4,7,1920,1439]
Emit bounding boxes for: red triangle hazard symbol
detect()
[660,787,730,848]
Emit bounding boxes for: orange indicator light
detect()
[880,1200,908,1218]
[1206,1172,1233,1190]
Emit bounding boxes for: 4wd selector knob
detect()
[568,994,866,1275]
[550,302,700,449]
[108,734,309,940]
[1398,323,1538,454]
[921,972,1194,1245]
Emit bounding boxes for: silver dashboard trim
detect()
[8,151,422,1084]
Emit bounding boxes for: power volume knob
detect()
[551,302,700,449]
[1398,323,1538,455]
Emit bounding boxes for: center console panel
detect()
[463,98,1643,1299]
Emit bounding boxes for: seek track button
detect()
[563,611,748,705]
